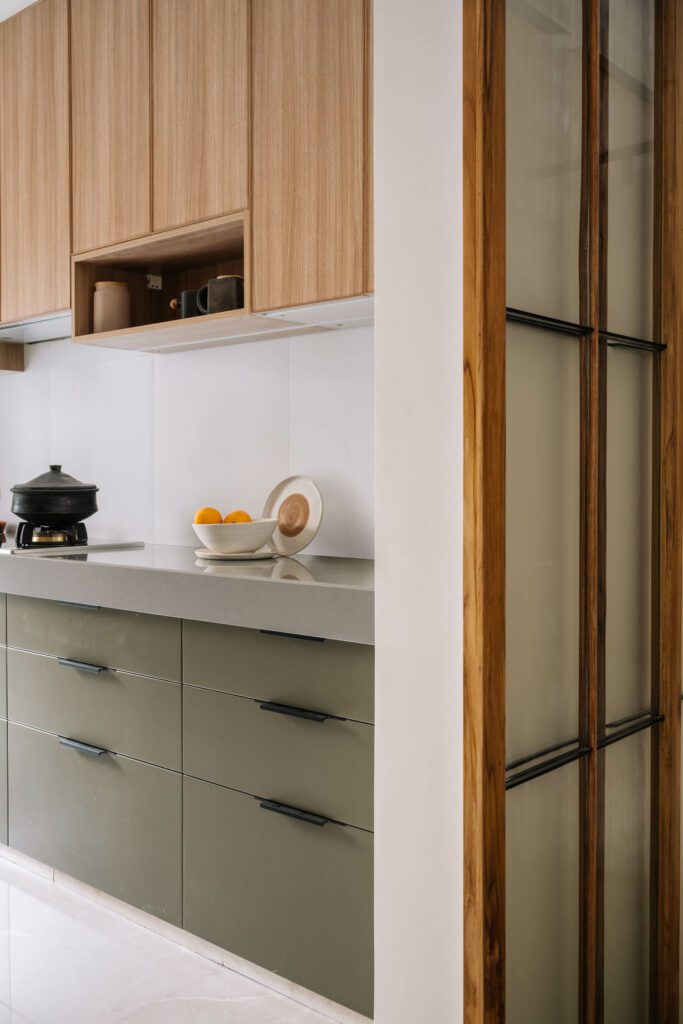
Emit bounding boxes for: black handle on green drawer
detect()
[259,629,325,643]
[58,657,107,674]
[259,799,330,827]
[258,700,335,723]
[58,735,108,758]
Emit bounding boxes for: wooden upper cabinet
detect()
[152,0,248,232]
[71,0,151,253]
[251,0,369,312]
[0,0,70,323]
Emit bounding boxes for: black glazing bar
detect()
[505,735,581,773]
[506,307,592,338]
[605,707,653,730]
[601,329,666,353]
[505,745,592,791]
[597,714,664,750]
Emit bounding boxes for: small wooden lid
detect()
[94,280,129,288]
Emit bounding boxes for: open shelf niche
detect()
[72,211,271,353]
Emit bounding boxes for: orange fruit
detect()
[194,506,222,524]
[224,509,252,524]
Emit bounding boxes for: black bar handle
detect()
[58,657,107,674]
[259,798,330,827]
[258,700,337,723]
[259,629,325,644]
[58,735,108,758]
[58,601,100,611]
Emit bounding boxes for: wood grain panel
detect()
[651,2,682,1019]
[364,0,374,294]
[71,0,151,253]
[0,0,70,323]
[152,0,248,231]
[463,1,506,1022]
[251,0,366,311]
[0,345,24,373]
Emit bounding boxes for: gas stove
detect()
[15,521,89,549]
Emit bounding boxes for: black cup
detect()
[196,276,245,314]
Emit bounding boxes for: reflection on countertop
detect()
[49,544,374,591]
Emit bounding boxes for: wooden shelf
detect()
[72,212,251,350]
[0,342,24,373]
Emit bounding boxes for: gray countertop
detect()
[0,544,374,645]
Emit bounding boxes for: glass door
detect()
[505,0,663,1019]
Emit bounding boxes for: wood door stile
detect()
[463,1,506,1021]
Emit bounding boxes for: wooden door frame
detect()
[462,1,683,1021]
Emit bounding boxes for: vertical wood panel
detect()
[152,0,248,231]
[71,0,151,253]
[251,0,366,311]
[0,0,70,322]
[652,2,682,1019]
[463,0,506,1021]
[364,0,374,295]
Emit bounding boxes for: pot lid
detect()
[11,465,98,495]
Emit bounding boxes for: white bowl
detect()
[192,519,277,555]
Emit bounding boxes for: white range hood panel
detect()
[0,310,72,345]
[258,295,374,331]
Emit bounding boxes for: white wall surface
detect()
[0,329,374,558]
[374,0,463,1021]
[0,0,31,20]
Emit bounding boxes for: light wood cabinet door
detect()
[252,0,368,311]
[71,0,151,253]
[0,0,70,322]
[152,0,248,231]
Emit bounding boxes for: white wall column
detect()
[374,0,464,1021]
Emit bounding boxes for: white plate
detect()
[194,548,276,562]
[262,476,323,556]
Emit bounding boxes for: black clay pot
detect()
[11,465,98,528]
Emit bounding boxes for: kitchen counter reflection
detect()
[0,543,374,645]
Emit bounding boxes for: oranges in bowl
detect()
[192,505,276,555]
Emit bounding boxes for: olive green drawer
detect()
[0,721,7,845]
[183,620,374,723]
[0,648,6,720]
[8,722,181,924]
[8,649,181,771]
[184,684,373,830]
[7,596,181,681]
[183,776,373,1016]
[0,595,5,644]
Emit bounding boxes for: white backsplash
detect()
[0,328,374,558]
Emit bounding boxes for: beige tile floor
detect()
[0,858,344,1023]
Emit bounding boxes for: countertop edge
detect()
[0,556,375,646]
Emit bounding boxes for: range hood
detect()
[0,309,72,345]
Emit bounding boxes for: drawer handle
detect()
[258,700,341,723]
[259,629,325,644]
[58,601,100,611]
[58,735,108,758]
[58,657,107,674]
[259,798,330,827]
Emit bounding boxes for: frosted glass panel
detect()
[605,348,652,724]
[507,764,579,1024]
[604,730,651,1023]
[506,324,580,762]
[507,0,582,321]
[606,0,655,340]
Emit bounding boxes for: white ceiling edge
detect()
[0,0,35,22]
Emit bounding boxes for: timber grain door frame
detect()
[463,1,683,1022]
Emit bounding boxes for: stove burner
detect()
[15,522,88,549]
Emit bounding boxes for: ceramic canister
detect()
[93,281,131,333]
